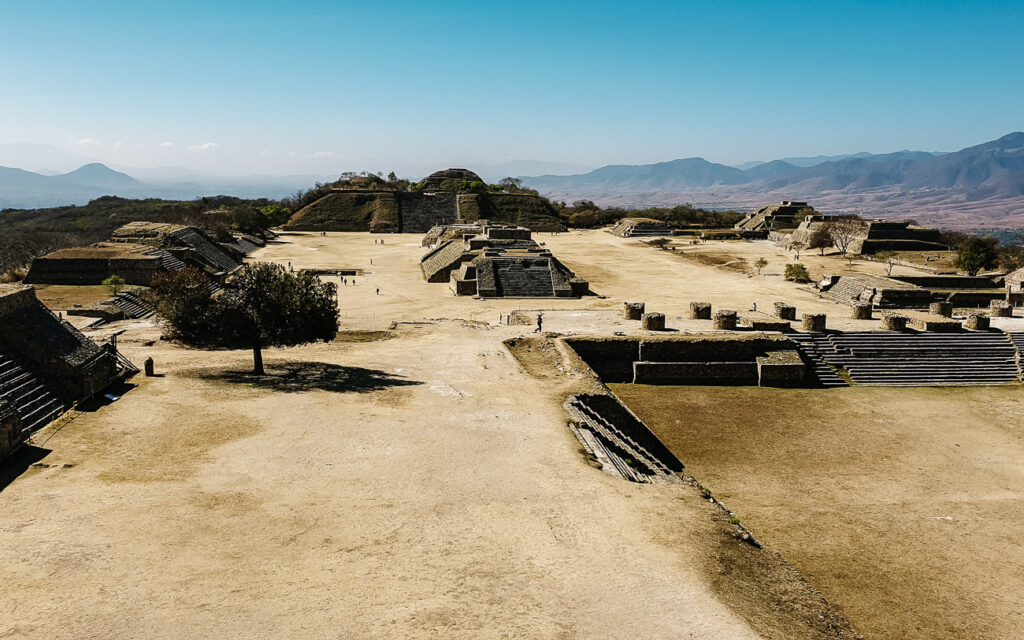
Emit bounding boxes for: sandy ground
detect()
[613,384,1024,640]
[4,228,1019,638]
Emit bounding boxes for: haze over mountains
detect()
[523,133,1024,230]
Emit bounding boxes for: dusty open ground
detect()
[612,384,1024,640]
[2,229,1021,638]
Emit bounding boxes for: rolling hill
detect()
[522,133,1024,229]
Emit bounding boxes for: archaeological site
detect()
[4,180,1024,640]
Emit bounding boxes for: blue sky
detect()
[1,0,1022,177]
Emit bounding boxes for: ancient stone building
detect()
[609,218,672,237]
[0,284,135,450]
[786,217,945,254]
[734,201,812,235]
[25,243,165,286]
[284,169,566,233]
[420,223,588,297]
[820,273,1007,308]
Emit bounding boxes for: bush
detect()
[784,263,811,282]
[102,274,127,295]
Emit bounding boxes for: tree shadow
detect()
[0,445,51,493]
[200,361,423,393]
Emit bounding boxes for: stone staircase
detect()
[168,228,239,273]
[566,395,680,483]
[776,334,848,388]
[794,332,1019,386]
[0,352,65,435]
[111,290,155,319]
[494,260,555,297]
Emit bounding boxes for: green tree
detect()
[259,205,292,229]
[754,257,768,275]
[954,236,999,276]
[152,263,339,374]
[102,274,126,296]
[784,263,811,282]
[148,268,218,343]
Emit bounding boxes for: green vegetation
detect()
[150,263,339,375]
[953,236,999,276]
[808,226,831,255]
[0,195,277,276]
[754,257,768,275]
[102,275,126,296]
[784,263,811,282]
[550,200,744,230]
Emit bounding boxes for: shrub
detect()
[784,263,811,282]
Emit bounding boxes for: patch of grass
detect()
[333,330,393,342]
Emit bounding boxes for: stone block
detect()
[880,313,908,331]
[713,310,738,330]
[929,301,953,317]
[641,312,666,331]
[801,313,826,332]
[773,302,797,320]
[851,303,872,319]
[1007,291,1024,307]
[990,300,1012,317]
[964,314,990,330]
[688,302,711,319]
[633,361,758,385]
[756,351,806,387]
[623,302,645,320]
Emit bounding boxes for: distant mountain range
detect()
[0,163,337,210]
[522,133,1024,230]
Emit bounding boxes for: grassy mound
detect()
[284,191,399,232]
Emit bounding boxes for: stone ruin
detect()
[819,273,1009,309]
[0,284,137,459]
[421,222,588,298]
[609,218,672,238]
[565,334,807,388]
[734,201,812,236]
[25,221,262,290]
[283,168,566,234]
[786,217,946,255]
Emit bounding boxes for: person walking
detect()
[535,313,543,333]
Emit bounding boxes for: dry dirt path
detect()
[1,320,764,639]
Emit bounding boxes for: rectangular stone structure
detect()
[773,302,797,320]
[801,313,826,332]
[688,302,711,319]
[756,351,806,387]
[713,310,738,330]
[641,312,666,331]
[990,300,1012,317]
[964,314,990,330]
[623,302,645,320]
[929,302,953,317]
[851,303,872,319]
[880,313,908,331]
[633,361,758,385]
[740,312,791,332]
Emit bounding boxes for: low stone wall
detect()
[903,311,960,332]
[893,275,1000,289]
[564,338,640,383]
[756,351,806,387]
[633,361,758,385]
[66,304,126,323]
[25,256,163,286]
[0,284,37,317]
[397,191,458,233]
[740,313,791,331]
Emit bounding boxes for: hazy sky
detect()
[1,0,1022,176]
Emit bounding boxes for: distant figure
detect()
[376,288,380,295]
[370,258,373,265]
[342,277,346,286]
[535,313,543,333]
[752,302,757,312]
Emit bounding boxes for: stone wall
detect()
[0,399,23,461]
[893,275,1000,289]
[397,191,458,233]
[756,351,806,387]
[25,256,163,286]
[633,361,758,385]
